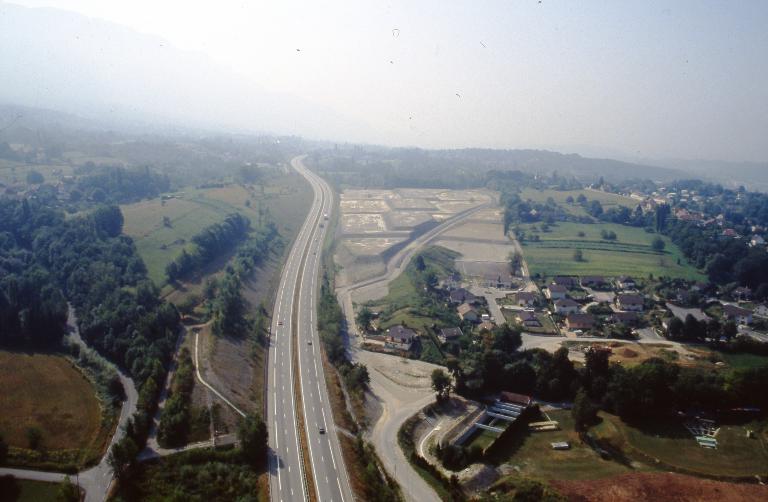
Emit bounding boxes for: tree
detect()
[415,254,426,272]
[431,369,452,402]
[572,389,598,431]
[0,433,7,464]
[108,436,138,479]
[573,249,584,262]
[91,205,124,237]
[26,427,42,450]
[238,413,268,466]
[667,317,684,339]
[651,236,666,252]
[356,307,374,333]
[56,478,80,502]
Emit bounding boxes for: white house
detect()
[546,284,568,300]
[616,294,644,312]
[723,304,753,325]
[554,298,580,315]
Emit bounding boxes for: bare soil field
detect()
[385,211,434,229]
[0,351,103,451]
[340,199,390,212]
[388,198,436,210]
[549,472,768,502]
[341,213,387,233]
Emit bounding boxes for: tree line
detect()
[165,213,251,282]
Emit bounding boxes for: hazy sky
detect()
[9,0,768,161]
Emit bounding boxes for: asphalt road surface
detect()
[267,155,352,502]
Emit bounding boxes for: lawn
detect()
[594,413,768,478]
[0,478,64,502]
[717,352,768,370]
[518,221,703,280]
[490,409,633,480]
[466,428,499,451]
[122,172,312,288]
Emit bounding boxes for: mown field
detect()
[0,351,105,464]
[490,407,768,481]
[489,409,633,480]
[520,188,637,218]
[518,221,703,280]
[122,172,312,289]
[593,413,768,478]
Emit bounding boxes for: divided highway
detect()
[267,155,352,502]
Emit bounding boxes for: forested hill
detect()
[308,147,686,188]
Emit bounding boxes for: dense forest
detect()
[73,163,171,204]
[0,197,179,477]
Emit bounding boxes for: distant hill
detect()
[0,3,371,143]
[439,148,687,183]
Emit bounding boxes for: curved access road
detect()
[267,155,353,502]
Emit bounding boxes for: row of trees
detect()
[165,213,251,281]
[157,348,202,447]
[443,320,768,422]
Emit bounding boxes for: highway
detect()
[267,155,352,502]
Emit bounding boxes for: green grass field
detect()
[372,246,460,332]
[490,409,633,480]
[594,413,768,478]
[521,188,637,218]
[122,173,312,287]
[518,221,703,280]
[0,478,64,502]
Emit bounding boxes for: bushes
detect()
[157,348,199,448]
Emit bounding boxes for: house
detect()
[457,303,479,322]
[616,294,645,312]
[387,325,416,350]
[479,271,515,289]
[609,311,640,325]
[438,327,463,343]
[478,320,496,331]
[566,313,595,331]
[750,235,765,247]
[616,276,636,289]
[516,310,542,328]
[552,276,578,289]
[449,288,477,305]
[722,228,739,238]
[732,286,752,301]
[513,291,538,307]
[546,284,568,300]
[581,275,607,288]
[499,391,532,407]
[553,298,580,315]
[754,304,768,317]
[723,304,753,325]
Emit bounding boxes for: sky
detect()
[7,0,768,162]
